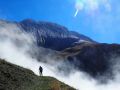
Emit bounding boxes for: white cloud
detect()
[74,0,111,16]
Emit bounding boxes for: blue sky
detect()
[0,0,120,43]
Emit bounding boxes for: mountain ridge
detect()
[0,19,95,50]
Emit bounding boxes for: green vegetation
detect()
[0,59,76,90]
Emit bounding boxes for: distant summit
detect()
[0,19,95,50]
[19,19,95,50]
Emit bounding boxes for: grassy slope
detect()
[0,59,76,90]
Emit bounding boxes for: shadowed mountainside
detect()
[59,43,120,82]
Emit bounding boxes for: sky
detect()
[0,0,120,43]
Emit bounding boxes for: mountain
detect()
[0,19,120,82]
[0,19,95,51]
[0,59,76,90]
[18,19,95,50]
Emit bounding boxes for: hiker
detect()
[39,66,43,76]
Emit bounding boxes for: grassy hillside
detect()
[0,59,76,90]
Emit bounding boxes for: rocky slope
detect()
[0,59,75,90]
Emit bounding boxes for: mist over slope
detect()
[61,43,120,81]
[0,59,75,90]
[0,19,120,90]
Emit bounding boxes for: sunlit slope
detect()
[0,59,76,90]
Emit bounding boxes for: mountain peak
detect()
[0,19,95,50]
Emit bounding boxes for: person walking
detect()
[39,66,43,76]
